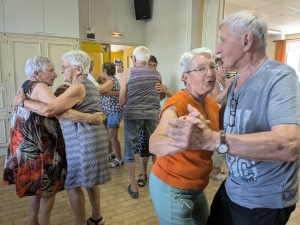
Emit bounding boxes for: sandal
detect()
[108,152,116,160]
[110,158,124,168]
[86,217,105,225]
[137,174,147,187]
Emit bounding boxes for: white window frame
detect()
[286,41,300,79]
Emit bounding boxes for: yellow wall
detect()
[110,52,123,63]
[81,42,110,80]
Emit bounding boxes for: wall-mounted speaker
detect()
[134,0,150,20]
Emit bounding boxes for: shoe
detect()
[128,184,139,198]
[108,152,115,160]
[137,174,147,187]
[110,158,124,168]
[210,173,226,181]
[86,216,105,225]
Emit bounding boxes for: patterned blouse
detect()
[100,76,122,115]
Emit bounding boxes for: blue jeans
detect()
[105,111,124,128]
[123,119,158,163]
[149,172,209,225]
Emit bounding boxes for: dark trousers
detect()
[206,181,296,225]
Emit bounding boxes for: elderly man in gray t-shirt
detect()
[165,10,300,225]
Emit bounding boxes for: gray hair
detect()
[220,10,268,49]
[133,46,150,63]
[180,47,214,73]
[25,56,53,79]
[62,50,90,75]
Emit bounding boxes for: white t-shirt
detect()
[87,73,99,87]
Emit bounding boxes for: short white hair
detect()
[62,50,90,75]
[220,10,268,49]
[180,47,214,73]
[25,56,53,79]
[133,46,150,63]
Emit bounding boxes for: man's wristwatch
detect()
[216,130,229,153]
[19,99,26,108]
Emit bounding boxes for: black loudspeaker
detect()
[134,0,151,20]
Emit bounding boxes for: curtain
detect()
[274,40,287,63]
[202,0,225,53]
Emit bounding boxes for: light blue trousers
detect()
[149,172,209,225]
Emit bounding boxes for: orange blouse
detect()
[152,90,219,189]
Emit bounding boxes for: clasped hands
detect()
[13,88,26,107]
[167,104,212,150]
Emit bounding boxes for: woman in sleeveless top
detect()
[13,51,110,225]
[99,62,124,168]
[149,48,220,225]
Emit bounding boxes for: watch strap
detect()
[220,130,226,144]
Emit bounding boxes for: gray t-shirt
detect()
[224,58,300,209]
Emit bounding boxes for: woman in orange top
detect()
[149,47,219,225]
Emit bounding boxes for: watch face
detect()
[218,144,228,153]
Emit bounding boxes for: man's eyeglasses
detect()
[130,55,135,59]
[229,97,238,127]
[185,65,216,75]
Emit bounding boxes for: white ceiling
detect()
[225,0,300,35]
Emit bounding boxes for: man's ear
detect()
[243,33,253,51]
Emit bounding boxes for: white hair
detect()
[220,10,268,49]
[25,56,53,79]
[62,50,90,75]
[133,46,150,63]
[180,47,214,73]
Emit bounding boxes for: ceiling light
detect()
[111,32,122,38]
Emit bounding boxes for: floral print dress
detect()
[3,80,67,198]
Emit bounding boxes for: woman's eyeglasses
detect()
[185,65,216,75]
[229,97,238,127]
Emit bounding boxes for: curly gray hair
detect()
[25,56,53,79]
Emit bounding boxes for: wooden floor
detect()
[0,124,300,225]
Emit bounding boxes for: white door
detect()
[0,35,43,154]
[43,38,79,92]
[0,35,78,155]
[7,36,44,93]
[0,34,9,154]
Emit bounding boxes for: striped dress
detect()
[62,78,111,190]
